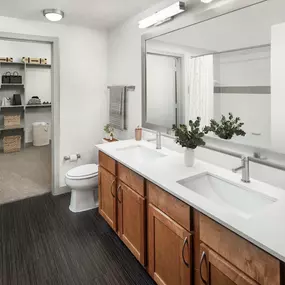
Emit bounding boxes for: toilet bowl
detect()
[65,164,99,213]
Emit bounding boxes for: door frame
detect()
[145,51,183,129]
[0,31,60,195]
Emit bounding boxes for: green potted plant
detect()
[172,117,205,167]
[104,124,114,141]
[203,113,246,140]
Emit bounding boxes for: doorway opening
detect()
[0,33,59,204]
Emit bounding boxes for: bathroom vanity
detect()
[96,140,285,285]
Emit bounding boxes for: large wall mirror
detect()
[142,0,285,154]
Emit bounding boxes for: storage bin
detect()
[10,71,22,84]
[4,114,21,127]
[3,135,21,153]
[33,122,49,146]
[2,72,11,84]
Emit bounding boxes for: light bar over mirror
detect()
[138,1,186,29]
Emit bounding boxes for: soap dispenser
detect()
[135,126,142,141]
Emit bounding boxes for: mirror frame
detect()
[141,0,267,134]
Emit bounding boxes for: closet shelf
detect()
[0,105,24,111]
[0,84,25,88]
[25,104,51,109]
[0,124,24,131]
[0,62,51,68]
[26,63,51,68]
[0,62,24,66]
[1,105,24,108]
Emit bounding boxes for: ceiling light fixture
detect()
[201,0,213,3]
[43,9,64,22]
[138,1,186,29]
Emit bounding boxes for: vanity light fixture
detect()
[43,9,64,22]
[138,1,186,29]
[201,0,213,3]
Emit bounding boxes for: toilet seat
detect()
[66,164,98,180]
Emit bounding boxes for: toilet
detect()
[65,164,99,213]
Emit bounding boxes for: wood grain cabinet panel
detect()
[200,214,280,285]
[148,204,192,285]
[98,166,117,231]
[199,243,259,285]
[147,181,191,231]
[117,163,145,196]
[117,181,146,265]
[99,151,116,175]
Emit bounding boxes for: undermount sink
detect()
[116,145,167,162]
[177,173,277,219]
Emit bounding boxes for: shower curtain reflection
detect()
[187,55,214,128]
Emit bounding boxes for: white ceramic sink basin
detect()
[177,173,277,219]
[116,145,167,162]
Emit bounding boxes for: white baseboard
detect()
[53,186,70,196]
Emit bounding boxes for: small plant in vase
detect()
[172,117,205,167]
[203,113,246,140]
[104,124,115,141]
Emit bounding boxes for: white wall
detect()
[108,0,285,189]
[271,22,285,154]
[0,16,108,190]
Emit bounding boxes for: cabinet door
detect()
[98,166,117,231]
[148,204,192,285]
[199,243,258,285]
[117,182,146,265]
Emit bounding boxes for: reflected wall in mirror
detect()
[143,0,285,154]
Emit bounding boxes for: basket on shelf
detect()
[4,114,21,127]
[3,135,21,153]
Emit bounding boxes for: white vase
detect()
[184,148,195,167]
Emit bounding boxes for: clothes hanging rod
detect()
[107,85,135,91]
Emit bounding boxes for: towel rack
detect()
[107,85,135,91]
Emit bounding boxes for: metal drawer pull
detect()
[110,179,116,198]
[117,185,122,203]
[182,237,189,267]
[200,251,208,285]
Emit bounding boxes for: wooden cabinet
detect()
[98,166,117,231]
[199,243,259,285]
[99,151,116,175]
[99,152,146,266]
[118,163,145,196]
[98,151,283,285]
[199,214,280,285]
[117,181,146,265]
[148,203,192,285]
[147,181,191,231]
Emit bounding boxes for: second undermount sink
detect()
[116,145,167,162]
[177,173,277,219]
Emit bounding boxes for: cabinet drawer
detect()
[147,181,190,231]
[200,214,280,285]
[118,163,145,197]
[99,151,116,175]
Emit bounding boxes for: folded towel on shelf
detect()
[109,86,127,131]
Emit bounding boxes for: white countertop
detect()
[96,139,285,262]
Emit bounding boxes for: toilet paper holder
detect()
[64,154,81,161]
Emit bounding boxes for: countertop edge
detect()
[96,145,285,263]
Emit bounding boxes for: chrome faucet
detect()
[232,156,250,183]
[156,131,162,149]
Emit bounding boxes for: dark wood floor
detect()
[0,193,156,285]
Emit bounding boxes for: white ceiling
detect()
[0,0,165,29]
